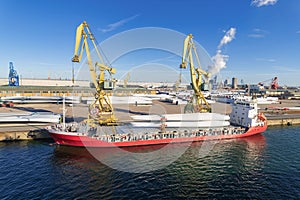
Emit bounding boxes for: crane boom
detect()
[180,34,211,112]
[72,21,117,126]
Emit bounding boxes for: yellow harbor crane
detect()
[72,21,117,126]
[180,34,211,112]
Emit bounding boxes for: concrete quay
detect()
[0,125,51,141]
[266,114,300,126]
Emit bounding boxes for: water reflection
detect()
[50,135,266,198]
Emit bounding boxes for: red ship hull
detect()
[48,124,267,148]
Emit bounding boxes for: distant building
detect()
[232,77,238,89]
[224,79,229,87]
[209,76,217,90]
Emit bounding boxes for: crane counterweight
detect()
[72,55,80,63]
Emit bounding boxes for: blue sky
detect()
[0,0,300,86]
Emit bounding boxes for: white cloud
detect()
[248,34,265,38]
[145,55,177,64]
[99,15,139,33]
[272,66,299,72]
[218,27,236,49]
[297,30,300,34]
[256,58,276,62]
[248,28,269,38]
[251,0,278,7]
[34,62,64,66]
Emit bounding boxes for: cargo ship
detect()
[47,100,267,148]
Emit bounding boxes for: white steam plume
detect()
[208,50,229,75]
[208,27,236,75]
[218,28,236,49]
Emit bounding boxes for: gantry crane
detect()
[180,34,211,112]
[72,21,117,126]
[8,62,20,86]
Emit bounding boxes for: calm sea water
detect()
[0,126,300,199]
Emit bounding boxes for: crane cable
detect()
[71,63,75,84]
[88,25,113,69]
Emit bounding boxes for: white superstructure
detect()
[230,101,259,127]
